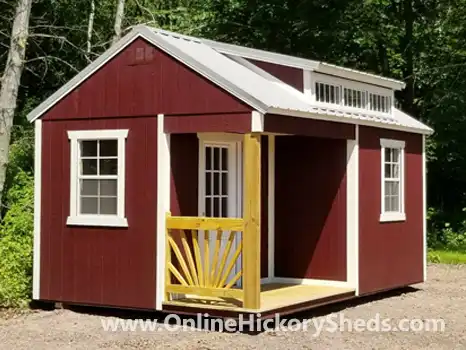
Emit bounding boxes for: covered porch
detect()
[161,130,356,314]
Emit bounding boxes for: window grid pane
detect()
[315,82,340,105]
[383,146,402,213]
[204,145,229,218]
[78,139,119,215]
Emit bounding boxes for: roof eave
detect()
[315,63,406,91]
[267,107,433,135]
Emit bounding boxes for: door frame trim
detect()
[197,133,243,280]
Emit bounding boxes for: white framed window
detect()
[344,87,367,109]
[309,72,394,115]
[315,82,340,105]
[67,129,129,227]
[380,138,406,222]
[369,93,392,113]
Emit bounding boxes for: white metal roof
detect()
[27,26,432,135]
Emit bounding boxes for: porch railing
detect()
[165,213,246,304]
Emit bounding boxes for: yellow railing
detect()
[165,214,245,303]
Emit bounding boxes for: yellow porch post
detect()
[242,133,261,309]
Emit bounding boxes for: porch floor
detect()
[163,283,356,315]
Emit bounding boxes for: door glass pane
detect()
[213,147,220,170]
[205,172,211,196]
[205,198,212,217]
[221,198,227,218]
[213,172,220,195]
[205,147,212,171]
[221,172,228,195]
[221,148,228,170]
[213,197,220,217]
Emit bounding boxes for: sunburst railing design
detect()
[165,213,245,302]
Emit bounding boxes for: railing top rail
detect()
[166,214,245,231]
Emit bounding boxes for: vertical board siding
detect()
[274,136,347,281]
[170,134,199,216]
[264,114,355,140]
[42,38,251,121]
[358,126,423,294]
[260,136,269,278]
[247,59,304,92]
[40,117,158,309]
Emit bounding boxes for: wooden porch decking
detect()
[163,283,356,316]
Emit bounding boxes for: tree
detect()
[0,0,33,214]
[112,0,126,44]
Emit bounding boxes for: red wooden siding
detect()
[169,134,269,278]
[248,59,304,92]
[170,134,199,216]
[264,114,355,139]
[164,113,251,134]
[358,126,423,294]
[260,136,269,278]
[42,38,251,121]
[40,117,158,309]
[274,136,347,281]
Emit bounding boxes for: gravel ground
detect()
[0,264,465,350]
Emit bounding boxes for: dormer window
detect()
[315,82,340,105]
[310,72,394,115]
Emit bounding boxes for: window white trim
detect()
[66,129,129,227]
[310,72,394,116]
[380,138,406,222]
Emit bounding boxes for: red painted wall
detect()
[358,126,423,294]
[40,117,158,309]
[248,59,304,92]
[264,114,355,140]
[274,136,347,281]
[42,38,251,121]
[169,134,269,278]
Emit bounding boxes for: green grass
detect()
[428,249,466,264]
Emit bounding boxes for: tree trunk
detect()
[112,0,126,45]
[86,0,95,59]
[0,0,33,211]
[402,0,415,115]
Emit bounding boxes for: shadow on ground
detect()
[29,285,421,334]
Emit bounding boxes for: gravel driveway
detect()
[0,264,465,349]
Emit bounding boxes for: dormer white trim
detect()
[305,71,395,117]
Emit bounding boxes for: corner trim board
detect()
[346,125,359,294]
[422,135,427,281]
[267,135,275,279]
[251,111,264,132]
[33,119,42,300]
[156,114,171,310]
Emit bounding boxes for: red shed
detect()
[28,26,432,317]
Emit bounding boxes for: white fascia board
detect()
[316,63,405,91]
[266,107,433,135]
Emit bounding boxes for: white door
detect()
[199,138,242,286]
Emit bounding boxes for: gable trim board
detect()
[27,26,432,136]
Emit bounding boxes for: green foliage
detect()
[428,249,466,264]
[0,170,34,307]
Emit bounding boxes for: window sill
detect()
[379,212,406,223]
[66,215,128,227]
